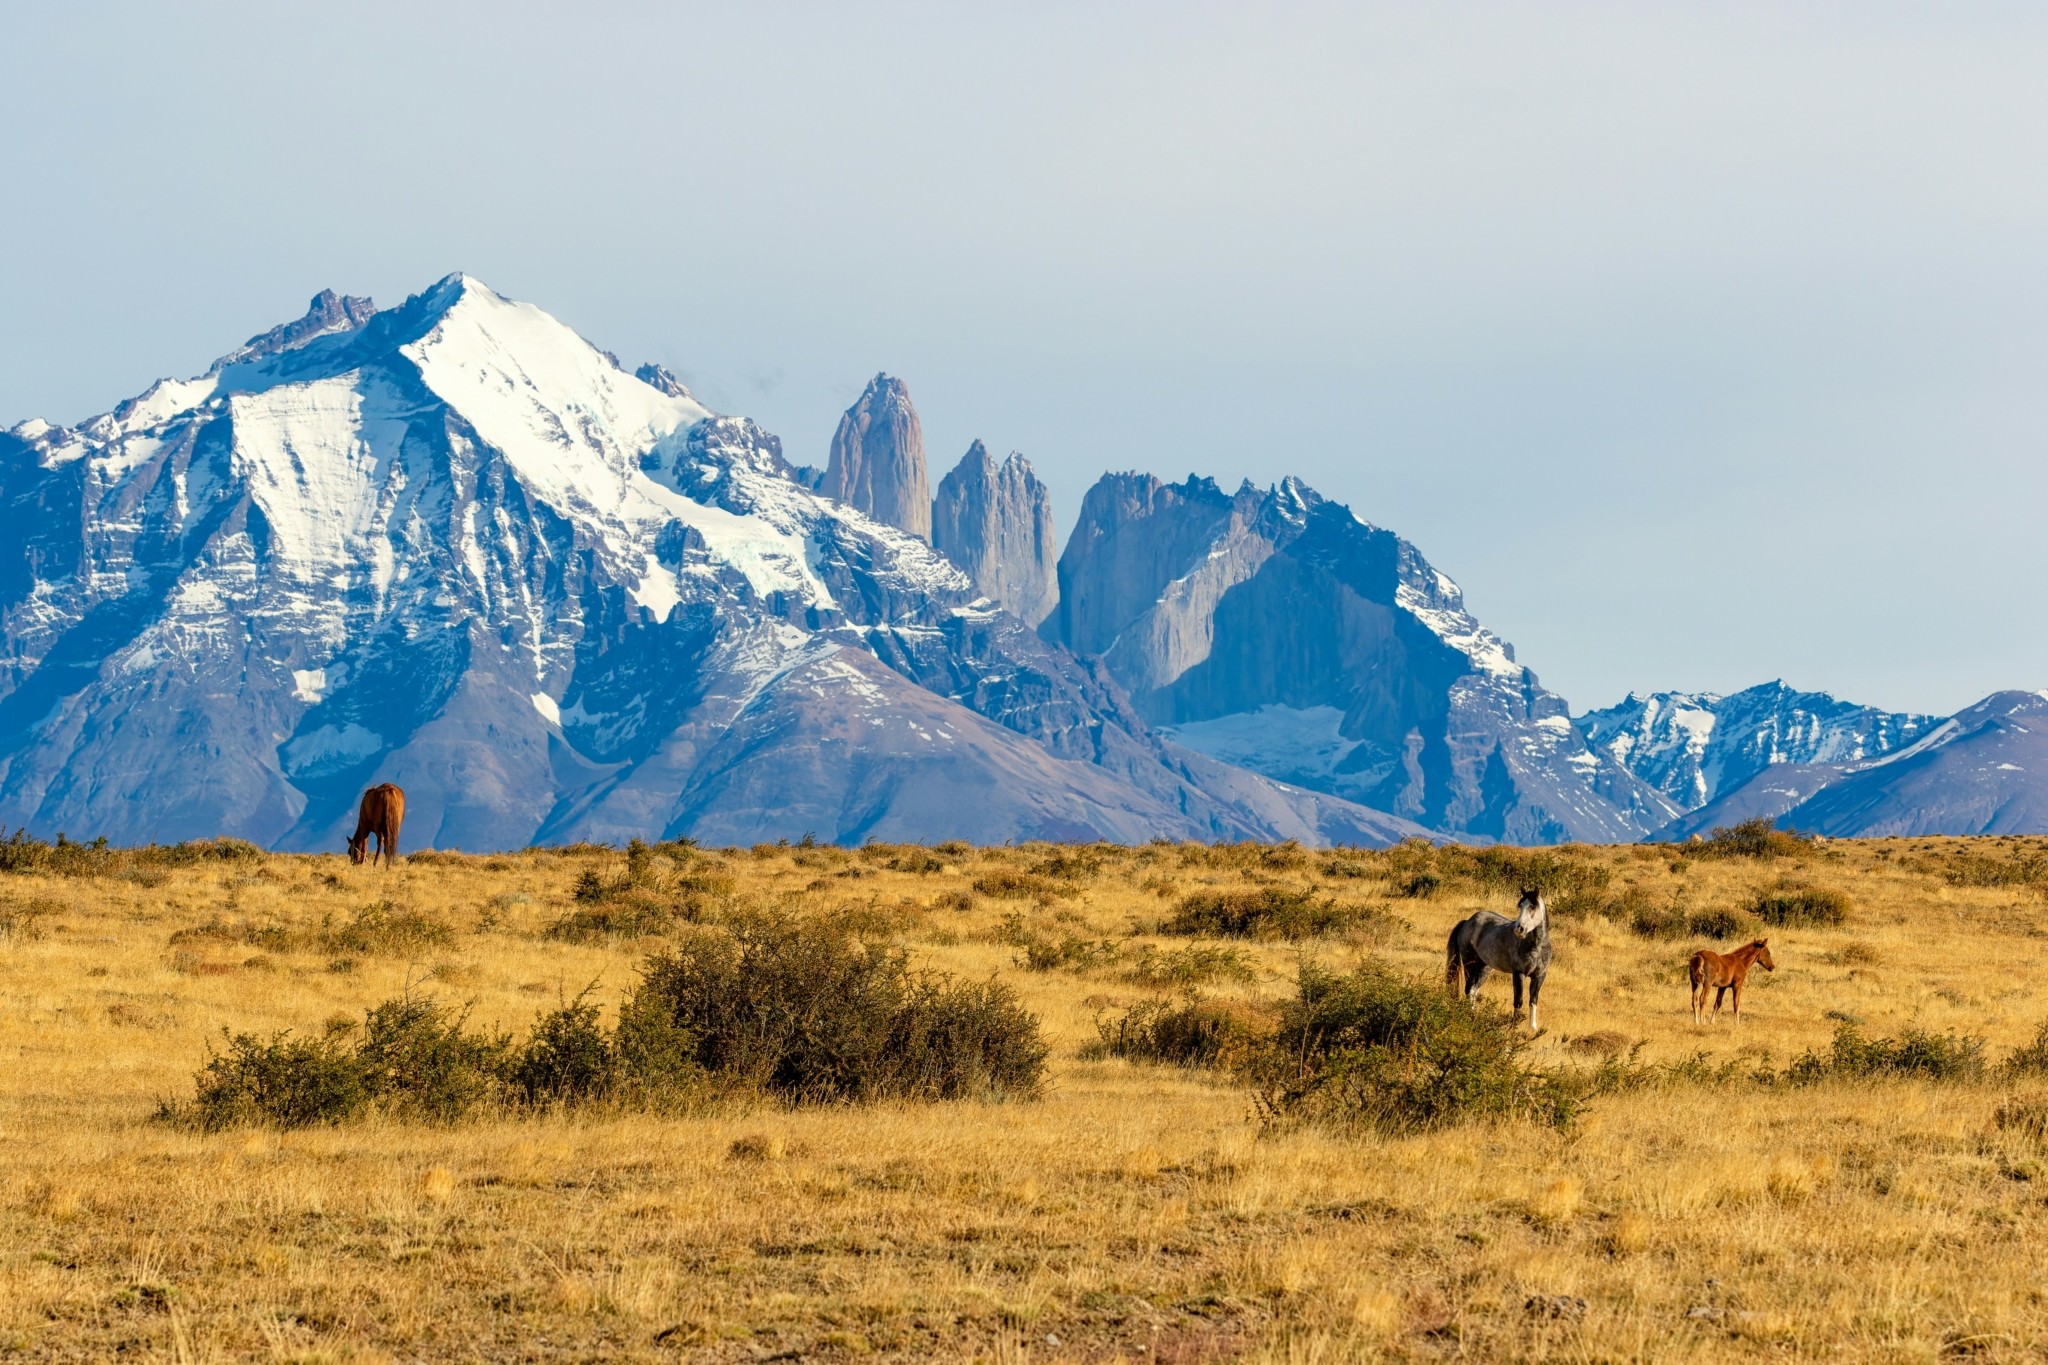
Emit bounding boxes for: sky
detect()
[3,2,2044,718]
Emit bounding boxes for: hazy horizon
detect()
[6,3,2045,718]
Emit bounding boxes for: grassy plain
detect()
[4,834,2048,1362]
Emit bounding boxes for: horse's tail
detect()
[1688,951,1706,989]
[1445,931,1464,995]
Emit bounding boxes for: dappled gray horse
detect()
[1445,888,1552,1032]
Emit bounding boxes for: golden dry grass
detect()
[5,835,2048,1361]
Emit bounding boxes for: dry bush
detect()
[1090,997,1277,1068]
[1686,817,1814,860]
[1750,881,1852,927]
[1120,942,1260,990]
[971,869,1064,900]
[1165,886,1347,939]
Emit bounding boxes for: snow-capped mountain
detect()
[1047,473,1675,843]
[1768,690,2048,837]
[0,276,1428,850]
[1576,682,1936,812]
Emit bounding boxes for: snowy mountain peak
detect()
[1578,683,1937,812]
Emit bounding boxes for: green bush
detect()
[354,996,511,1122]
[167,1029,372,1130]
[618,911,1047,1103]
[1247,963,1576,1134]
[1750,881,1851,927]
[1091,997,1275,1069]
[510,995,620,1107]
[1785,1025,1986,1085]
[1165,887,1349,939]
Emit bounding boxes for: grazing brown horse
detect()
[347,783,405,868]
[1689,938,1774,1025]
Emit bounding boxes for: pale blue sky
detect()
[4,2,2044,716]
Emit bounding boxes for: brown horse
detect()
[1689,938,1774,1025]
[347,783,405,868]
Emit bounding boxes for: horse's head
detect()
[1515,887,1547,938]
[346,832,368,866]
[1754,938,1775,971]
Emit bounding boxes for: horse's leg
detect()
[1464,960,1492,1003]
[1713,985,1727,1023]
[1732,979,1742,1027]
[1512,972,1524,1018]
[1528,970,1544,1034]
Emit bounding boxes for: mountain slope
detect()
[0,278,1431,850]
[1772,691,2048,837]
[1049,473,1674,844]
[1577,682,1935,812]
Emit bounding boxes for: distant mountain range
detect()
[2,276,2038,847]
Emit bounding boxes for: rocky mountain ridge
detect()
[1577,682,1936,812]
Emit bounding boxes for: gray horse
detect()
[1445,887,1552,1032]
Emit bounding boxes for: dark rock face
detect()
[634,363,695,401]
[1578,683,1935,811]
[210,288,375,370]
[1769,691,2048,836]
[931,441,1058,625]
[821,373,930,540]
[1049,473,1672,843]
[0,277,1436,850]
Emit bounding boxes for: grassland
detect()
[5,833,2048,1362]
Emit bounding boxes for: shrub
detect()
[325,901,454,956]
[1121,943,1259,990]
[1092,997,1275,1068]
[354,996,511,1122]
[618,911,1046,1103]
[1,830,266,878]
[1018,935,1120,973]
[166,1030,372,1130]
[2003,1020,2048,1078]
[972,870,1062,900]
[1939,851,2048,888]
[510,995,620,1107]
[1690,818,1812,860]
[1616,888,1687,939]
[1165,887,1349,939]
[1750,882,1851,928]
[546,895,677,942]
[1686,906,1756,940]
[1785,1025,1986,1085]
[1247,963,1576,1134]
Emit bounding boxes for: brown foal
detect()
[1689,938,1775,1025]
